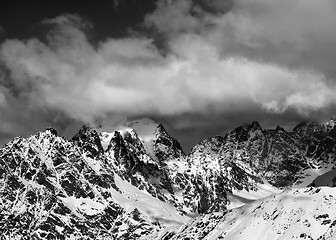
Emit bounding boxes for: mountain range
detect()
[1,117,336,239]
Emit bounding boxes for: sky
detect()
[1,0,336,152]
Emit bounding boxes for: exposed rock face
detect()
[72,125,104,157]
[186,119,336,191]
[154,124,185,162]
[1,118,336,239]
[102,122,224,215]
[0,130,127,239]
[0,121,227,239]
[309,169,336,187]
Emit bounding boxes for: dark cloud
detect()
[111,0,123,10]
[1,0,336,151]
[0,92,81,147]
[194,0,233,15]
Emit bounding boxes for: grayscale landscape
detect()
[1,0,336,239]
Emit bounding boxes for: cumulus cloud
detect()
[1,1,336,148]
[1,14,334,123]
[144,0,336,123]
[146,0,336,76]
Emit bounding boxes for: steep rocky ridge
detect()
[97,118,227,215]
[1,118,336,239]
[187,119,336,192]
[0,119,227,239]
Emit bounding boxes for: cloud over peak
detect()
[1,0,336,147]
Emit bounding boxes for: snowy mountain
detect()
[97,117,185,162]
[0,128,162,239]
[159,187,336,240]
[188,119,336,190]
[0,118,227,239]
[1,117,336,239]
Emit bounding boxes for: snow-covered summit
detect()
[2,117,336,239]
[124,117,159,139]
[95,117,158,150]
[0,121,190,239]
[95,117,184,162]
[96,117,158,137]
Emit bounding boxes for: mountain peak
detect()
[275,125,285,131]
[323,118,336,131]
[293,121,322,134]
[124,117,159,139]
[72,125,103,156]
[155,123,168,135]
[292,120,336,136]
[45,127,58,136]
[241,121,262,132]
[293,121,307,132]
[95,117,159,140]
[250,121,262,130]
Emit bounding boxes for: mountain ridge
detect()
[1,117,336,239]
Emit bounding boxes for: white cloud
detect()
[1,14,335,126]
[147,0,336,75]
[1,0,336,144]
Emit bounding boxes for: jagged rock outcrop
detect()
[186,119,336,191]
[154,124,185,162]
[101,120,226,214]
[72,125,104,157]
[0,129,158,239]
[2,118,336,239]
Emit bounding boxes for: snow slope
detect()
[227,179,281,209]
[164,187,336,240]
[110,175,189,226]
